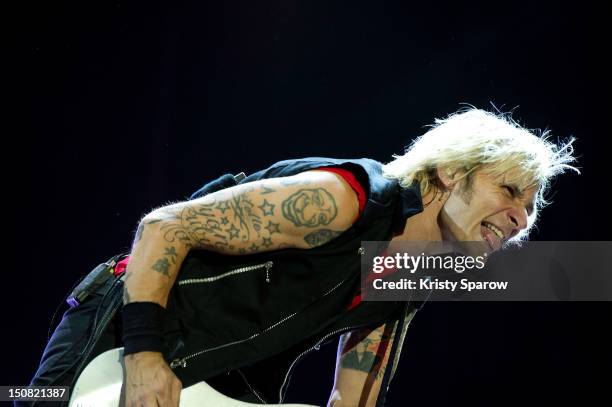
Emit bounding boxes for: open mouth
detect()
[481,221,504,252]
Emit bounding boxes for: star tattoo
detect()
[258,199,275,216]
[265,220,281,235]
[216,201,230,214]
[227,223,240,239]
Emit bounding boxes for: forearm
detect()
[329,323,397,407]
[121,184,262,306]
[121,181,276,306]
[328,374,383,407]
[122,218,189,307]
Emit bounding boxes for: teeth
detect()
[483,221,504,240]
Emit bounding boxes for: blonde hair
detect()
[382,106,579,241]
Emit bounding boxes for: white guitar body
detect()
[69,347,316,407]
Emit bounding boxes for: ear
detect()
[436,166,457,191]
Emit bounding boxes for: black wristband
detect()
[121,302,166,356]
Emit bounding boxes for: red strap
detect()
[348,250,398,311]
[316,167,366,221]
[315,167,371,310]
[113,256,130,276]
[347,294,362,311]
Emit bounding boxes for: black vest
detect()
[163,157,425,403]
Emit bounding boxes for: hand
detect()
[124,351,182,407]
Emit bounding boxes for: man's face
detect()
[282,188,338,227]
[438,168,538,254]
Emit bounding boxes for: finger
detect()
[170,380,182,407]
[168,380,178,406]
[143,394,160,407]
[126,395,142,407]
[156,389,171,407]
[159,375,174,406]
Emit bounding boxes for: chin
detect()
[460,240,491,258]
[441,229,490,257]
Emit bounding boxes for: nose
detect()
[507,205,528,238]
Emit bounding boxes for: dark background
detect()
[11,0,609,405]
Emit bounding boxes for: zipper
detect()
[170,274,351,370]
[236,368,267,404]
[278,323,367,402]
[278,246,369,401]
[177,261,273,285]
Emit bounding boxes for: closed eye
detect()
[503,184,534,216]
[502,185,516,197]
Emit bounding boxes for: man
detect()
[24,107,577,407]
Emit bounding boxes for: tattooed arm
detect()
[328,322,397,407]
[121,170,359,406]
[124,169,359,305]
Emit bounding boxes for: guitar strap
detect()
[68,270,126,390]
[31,258,125,407]
[375,298,427,407]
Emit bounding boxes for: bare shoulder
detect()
[266,169,360,248]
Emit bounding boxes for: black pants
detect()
[19,275,261,406]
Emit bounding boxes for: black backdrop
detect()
[12,1,610,405]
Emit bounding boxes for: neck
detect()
[391,189,446,243]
